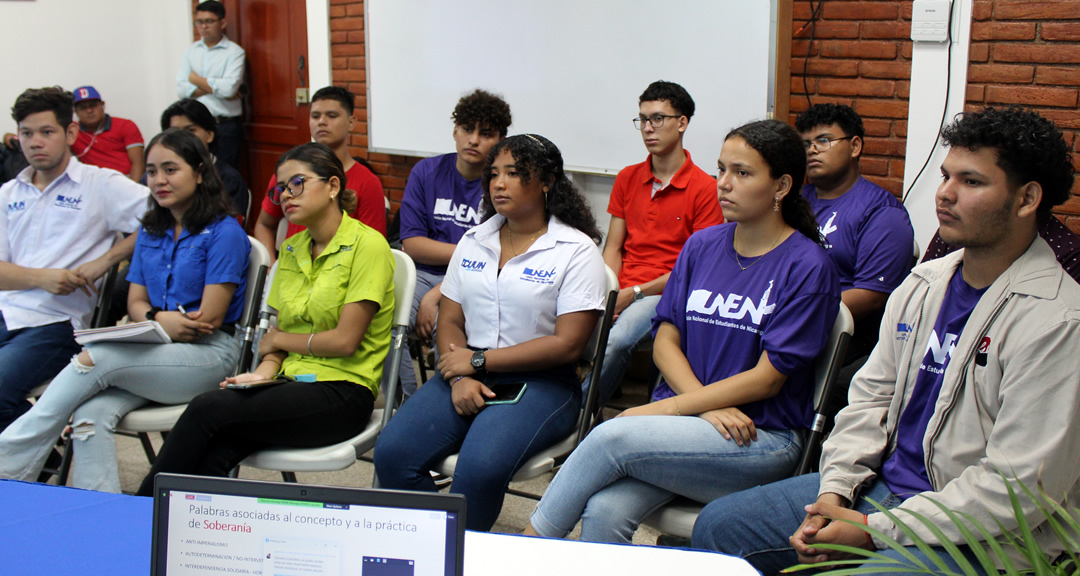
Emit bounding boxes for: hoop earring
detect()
[773,196,780,212]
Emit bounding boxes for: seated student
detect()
[691,108,1080,576]
[155,98,249,217]
[523,120,840,544]
[397,89,512,396]
[136,142,394,495]
[0,129,248,492]
[923,214,1080,284]
[253,86,386,260]
[71,86,145,181]
[374,134,606,532]
[796,104,913,362]
[594,80,723,408]
[0,87,147,432]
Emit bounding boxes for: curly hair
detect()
[639,80,695,121]
[479,134,602,245]
[12,86,73,127]
[941,106,1075,218]
[275,142,358,215]
[794,103,865,140]
[141,129,233,236]
[725,120,822,246]
[451,89,512,137]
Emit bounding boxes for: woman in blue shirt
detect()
[0,128,249,493]
[524,120,841,543]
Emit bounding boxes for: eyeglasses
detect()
[270,175,328,205]
[803,136,853,152]
[633,114,681,130]
[194,18,220,26]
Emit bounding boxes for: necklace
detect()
[733,228,785,271]
[504,224,547,257]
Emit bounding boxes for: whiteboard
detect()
[366,0,779,175]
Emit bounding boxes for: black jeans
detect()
[137,380,374,495]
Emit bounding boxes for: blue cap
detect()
[73,86,102,103]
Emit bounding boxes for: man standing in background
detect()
[177,0,246,169]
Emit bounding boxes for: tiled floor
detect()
[71,357,664,545]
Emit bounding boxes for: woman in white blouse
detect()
[375,134,606,531]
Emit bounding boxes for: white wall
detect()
[0,0,192,142]
[903,0,974,253]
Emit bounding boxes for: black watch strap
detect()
[471,349,487,376]
[146,306,163,322]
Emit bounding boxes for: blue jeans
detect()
[0,315,81,431]
[691,474,988,576]
[588,295,660,407]
[529,415,804,543]
[387,269,443,397]
[0,330,240,492]
[374,368,580,532]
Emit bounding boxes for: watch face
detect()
[471,352,484,368]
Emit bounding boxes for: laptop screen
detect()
[151,474,465,576]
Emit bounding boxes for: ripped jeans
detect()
[0,330,239,492]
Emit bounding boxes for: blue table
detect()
[0,479,151,575]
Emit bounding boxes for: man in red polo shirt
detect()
[595,80,723,407]
[253,86,387,261]
[71,86,145,181]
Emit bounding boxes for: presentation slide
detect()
[164,491,451,576]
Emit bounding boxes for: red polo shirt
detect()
[72,115,144,175]
[261,160,388,238]
[608,151,722,289]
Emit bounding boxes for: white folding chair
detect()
[428,265,620,498]
[641,302,855,539]
[236,249,416,482]
[114,236,272,464]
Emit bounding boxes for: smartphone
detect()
[225,376,292,390]
[486,381,527,405]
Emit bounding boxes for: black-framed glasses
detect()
[270,175,328,205]
[633,114,681,130]
[803,136,853,152]
[194,18,220,26]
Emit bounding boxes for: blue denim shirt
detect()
[127,216,249,324]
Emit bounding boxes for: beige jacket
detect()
[819,237,1080,563]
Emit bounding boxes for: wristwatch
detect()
[633,285,644,302]
[470,350,487,377]
[146,306,163,322]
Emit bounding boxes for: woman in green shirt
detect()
[137,143,394,495]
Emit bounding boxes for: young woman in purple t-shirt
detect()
[524,120,841,544]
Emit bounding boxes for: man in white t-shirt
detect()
[0,87,147,431]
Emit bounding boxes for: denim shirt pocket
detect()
[175,241,209,294]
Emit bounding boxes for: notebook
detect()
[151,474,466,576]
[74,321,171,345]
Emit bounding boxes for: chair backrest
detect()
[810,302,855,415]
[580,265,620,365]
[796,302,855,475]
[245,236,272,317]
[389,249,417,330]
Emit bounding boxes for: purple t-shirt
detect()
[651,224,840,430]
[803,177,914,294]
[399,153,484,275]
[882,267,987,496]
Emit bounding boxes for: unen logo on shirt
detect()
[54,194,83,210]
[521,267,557,285]
[686,280,776,326]
[7,201,25,213]
[434,198,481,227]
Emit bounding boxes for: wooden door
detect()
[237,0,310,229]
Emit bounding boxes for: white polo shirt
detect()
[0,158,148,330]
[442,214,605,350]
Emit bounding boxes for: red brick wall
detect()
[789,1,913,196]
[965,0,1080,232]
